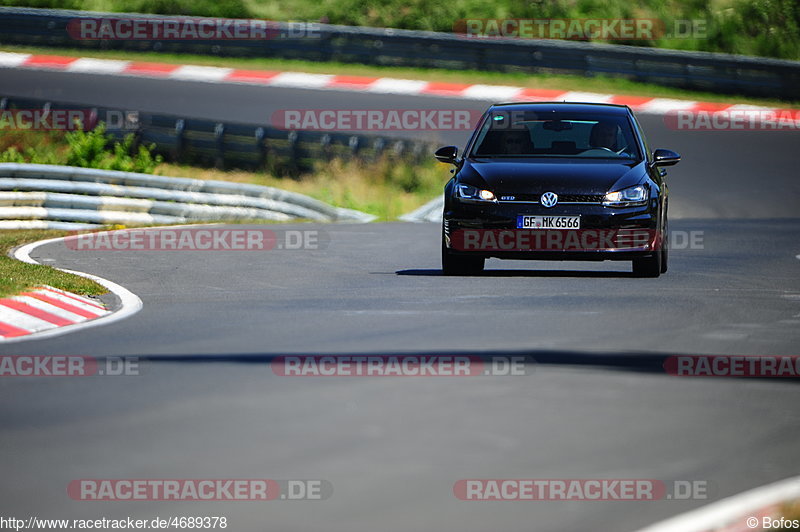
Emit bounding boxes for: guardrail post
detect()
[320,134,332,162]
[321,31,334,62]
[392,140,405,157]
[125,111,142,153]
[255,127,267,168]
[174,119,185,163]
[411,142,424,162]
[287,130,299,176]
[372,138,385,162]
[349,135,360,156]
[214,122,225,169]
[85,107,99,132]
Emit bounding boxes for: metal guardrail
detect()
[399,196,443,223]
[1,7,799,99]
[0,163,376,228]
[0,95,432,174]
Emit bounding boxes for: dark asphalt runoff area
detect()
[0,67,799,532]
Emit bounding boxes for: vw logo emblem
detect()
[540,192,558,208]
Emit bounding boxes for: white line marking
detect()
[727,104,776,111]
[41,285,105,310]
[636,475,800,532]
[268,72,335,88]
[461,84,524,101]
[638,98,698,113]
[0,52,32,67]
[8,295,84,322]
[1,235,143,343]
[560,91,614,103]
[169,65,234,81]
[66,58,131,74]
[0,304,55,332]
[28,289,107,316]
[795,254,800,260]
[366,78,429,94]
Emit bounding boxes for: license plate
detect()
[516,215,580,229]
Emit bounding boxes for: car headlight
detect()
[603,185,648,207]
[456,184,497,203]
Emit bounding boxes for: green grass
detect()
[2,44,798,108]
[2,0,798,60]
[0,230,107,298]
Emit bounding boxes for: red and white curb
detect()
[635,475,800,532]
[0,285,109,339]
[0,51,794,116]
[1,235,143,343]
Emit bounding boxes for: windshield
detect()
[470,110,641,160]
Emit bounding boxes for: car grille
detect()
[561,194,604,203]
[498,194,603,203]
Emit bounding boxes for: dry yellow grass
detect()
[154,158,448,221]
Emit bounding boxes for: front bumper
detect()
[443,199,661,261]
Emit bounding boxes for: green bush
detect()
[0,147,25,163]
[65,124,110,168]
[65,124,163,173]
[0,122,163,173]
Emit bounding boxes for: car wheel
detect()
[660,217,669,274]
[442,232,484,276]
[632,250,661,278]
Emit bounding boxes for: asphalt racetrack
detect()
[0,67,799,532]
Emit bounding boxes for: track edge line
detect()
[1,234,143,343]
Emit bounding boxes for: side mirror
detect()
[434,145,458,164]
[652,149,681,167]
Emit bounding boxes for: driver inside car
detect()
[589,122,618,151]
[502,130,535,155]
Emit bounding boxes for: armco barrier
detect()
[0,7,798,99]
[0,163,376,228]
[0,96,433,174]
[399,196,443,223]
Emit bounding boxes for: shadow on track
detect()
[112,350,684,377]
[98,350,800,382]
[396,269,635,278]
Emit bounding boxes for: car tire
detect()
[632,250,661,278]
[660,217,669,274]
[442,232,484,276]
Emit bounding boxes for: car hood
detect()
[459,158,646,195]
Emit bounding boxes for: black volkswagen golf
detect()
[437,102,680,277]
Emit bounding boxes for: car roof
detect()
[488,102,631,116]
